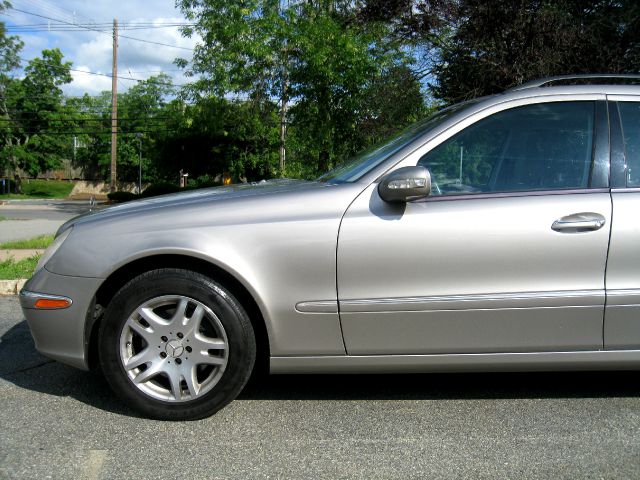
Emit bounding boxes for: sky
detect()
[1,0,199,96]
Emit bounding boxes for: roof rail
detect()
[508,74,640,91]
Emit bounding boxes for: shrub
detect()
[188,174,222,188]
[107,191,139,203]
[140,182,182,198]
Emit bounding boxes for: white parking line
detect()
[80,450,108,480]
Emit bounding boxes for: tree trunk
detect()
[317,88,332,174]
[279,30,290,176]
[279,87,288,175]
[13,173,22,194]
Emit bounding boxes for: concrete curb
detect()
[0,249,44,261]
[0,279,27,295]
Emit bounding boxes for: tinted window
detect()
[619,102,640,187]
[418,102,595,195]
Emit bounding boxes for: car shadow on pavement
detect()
[241,368,640,402]
[48,202,94,213]
[0,320,142,418]
[2,320,640,417]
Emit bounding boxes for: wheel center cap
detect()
[165,340,184,358]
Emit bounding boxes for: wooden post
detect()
[110,18,118,192]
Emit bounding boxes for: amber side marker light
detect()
[34,298,71,309]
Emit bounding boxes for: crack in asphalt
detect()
[3,359,54,376]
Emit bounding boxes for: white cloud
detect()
[5,0,200,95]
[65,65,112,96]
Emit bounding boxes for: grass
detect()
[0,235,54,249]
[0,255,40,280]
[0,216,6,221]
[0,179,74,199]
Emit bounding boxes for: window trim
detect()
[609,98,640,189]
[611,187,640,194]
[608,101,627,188]
[590,100,610,189]
[413,188,610,204]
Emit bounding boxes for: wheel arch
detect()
[86,254,270,375]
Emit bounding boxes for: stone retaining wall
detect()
[0,279,26,295]
[70,181,149,196]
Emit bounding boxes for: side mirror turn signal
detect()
[378,166,432,203]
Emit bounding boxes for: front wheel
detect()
[99,268,256,420]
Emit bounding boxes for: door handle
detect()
[551,212,606,233]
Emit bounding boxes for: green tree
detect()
[287,3,387,174]
[64,92,112,180]
[179,0,419,177]
[0,48,73,181]
[0,1,25,182]
[354,64,427,149]
[153,96,279,183]
[431,0,640,103]
[69,75,178,185]
[116,74,176,184]
[177,0,291,174]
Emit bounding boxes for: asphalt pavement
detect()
[0,200,97,242]
[1,296,639,479]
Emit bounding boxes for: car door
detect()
[337,97,612,355]
[604,97,640,349]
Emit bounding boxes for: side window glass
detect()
[418,102,595,195]
[618,102,640,187]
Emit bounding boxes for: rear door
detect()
[604,97,640,349]
[338,97,611,355]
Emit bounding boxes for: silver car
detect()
[20,75,640,420]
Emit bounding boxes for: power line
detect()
[5,23,194,33]
[126,69,184,74]
[63,65,175,84]
[8,7,196,51]
[6,22,196,32]
[0,123,179,129]
[16,56,187,87]
[13,0,95,25]
[2,129,180,135]
[4,96,197,106]
[0,116,176,122]
[7,22,195,27]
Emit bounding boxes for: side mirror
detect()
[378,166,431,203]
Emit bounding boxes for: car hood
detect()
[57,179,326,235]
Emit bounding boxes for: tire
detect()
[99,268,256,420]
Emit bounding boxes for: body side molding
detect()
[295,300,339,313]
[606,288,640,306]
[339,289,603,313]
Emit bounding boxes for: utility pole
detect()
[71,135,76,181]
[279,73,288,174]
[278,0,290,176]
[110,18,118,193]
[137,133,142,194]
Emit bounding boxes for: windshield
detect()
[318,101,478,183]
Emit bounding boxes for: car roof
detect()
[461,76,640,120]
[500,74,640,101]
